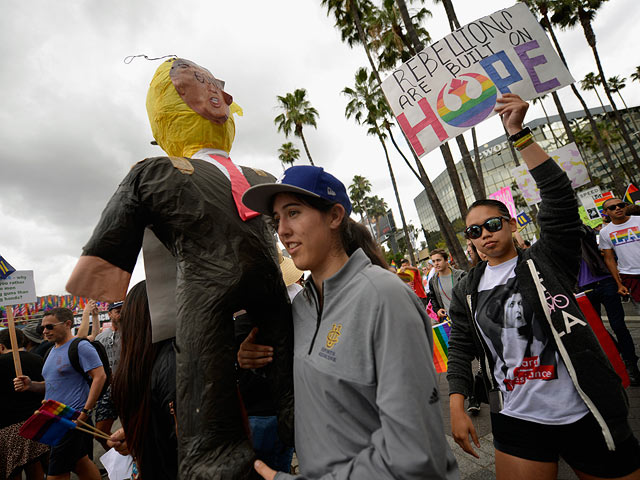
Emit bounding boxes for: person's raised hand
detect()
[88,299,98,314]
[450,409,480,458]
[437,309,447,319]
[254,460,277,480]
[107,428,130,456]
[237,327,273,369]
[494,93,529,136]
[13,375,31,392]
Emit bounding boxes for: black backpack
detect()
[44,338,112,397]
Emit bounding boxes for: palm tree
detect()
[343,67,417,264]
[518,0,577,145]
[580,72,606,111]
[274,89,319,166]
[631,66,640,84]
[551,0,640,170]
[532,95,560,148]
[349,175,373,224]
[608,75,639,133]
[277,142,300,171]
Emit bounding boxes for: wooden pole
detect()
[7,305,23,377]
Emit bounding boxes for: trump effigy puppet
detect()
[66,58,294,478]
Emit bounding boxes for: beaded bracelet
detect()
[514,136,534,151]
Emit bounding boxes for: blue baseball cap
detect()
[242,165,352,216]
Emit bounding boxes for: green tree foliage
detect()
[274,89,319,166]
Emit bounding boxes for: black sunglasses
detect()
[36,322,64,334]
[605,202,627,211]
[465,216,510,239]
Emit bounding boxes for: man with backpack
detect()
[14,307,106,480]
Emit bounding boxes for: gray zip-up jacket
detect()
[447,159,630,451]
[276,249,458,480]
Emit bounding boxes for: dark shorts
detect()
[491,412,640,478]
[48,421,94,476]
[95,385,117,423]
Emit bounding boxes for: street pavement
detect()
[437,313,640,479]
[84,315,640,479]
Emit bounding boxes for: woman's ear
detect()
[329,204,346,229]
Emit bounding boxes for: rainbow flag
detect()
[594,191,614,218]
[40,399,80,421]
[20,409,77,446]
[432,320,451,373]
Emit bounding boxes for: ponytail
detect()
[339,218,388,269]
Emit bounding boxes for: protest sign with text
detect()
[0,270,36,307]
[381,3,573,157]
[577,186,602,220]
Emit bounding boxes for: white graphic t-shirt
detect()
[475,256,588,424]
[599,217,640,275]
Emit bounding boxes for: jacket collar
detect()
[306,248,370,300]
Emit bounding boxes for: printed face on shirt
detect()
[272,193,343,273]
[170,59,233,124]
[466,205,517,259]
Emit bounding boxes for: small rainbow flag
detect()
[594,191,614,218]
[40,399,80,421]
[20,409,78,446]
[432,320,451,373]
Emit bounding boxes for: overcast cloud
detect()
[1,0,638,295]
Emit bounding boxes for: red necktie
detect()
[209,154,260,221]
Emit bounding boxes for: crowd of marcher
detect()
[2,92,640,480]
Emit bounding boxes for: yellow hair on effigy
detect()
[146,58,243,158]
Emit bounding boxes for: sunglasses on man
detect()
[36,322,65,335]
[605,202,627,212]
[464,216,511,239]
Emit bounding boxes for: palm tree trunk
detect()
[502,124,520,167]
[471,127,485,193]
[395,0,422,52]
[440,143,468,217]
[455,134,485,199]
[387,126,421,181]
[539,101,560,148]
[579,12,640,170]
[379,136,416,264]
[550,91,575,144]
[298,130,315,166]
[412,156,469,269]
[543,13,616,180]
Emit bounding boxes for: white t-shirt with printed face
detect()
[475,256,588,425]
[599,217,640,275]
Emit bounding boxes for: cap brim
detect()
[242,183,321,216]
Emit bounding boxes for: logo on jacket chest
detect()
[318,323,342,363]
[326,323,342,349]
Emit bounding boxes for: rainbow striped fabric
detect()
[19,400,80,446]
[432,319,451,373]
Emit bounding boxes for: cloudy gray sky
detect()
[1,0,638,295]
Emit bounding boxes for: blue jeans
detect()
[249,416,294,473]
[584,277,638,363]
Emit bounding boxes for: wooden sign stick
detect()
[7,305,23,377]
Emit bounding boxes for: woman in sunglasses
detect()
[446,94,640,479]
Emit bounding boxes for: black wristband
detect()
[508,127,531,143]
[81,407,91,415]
